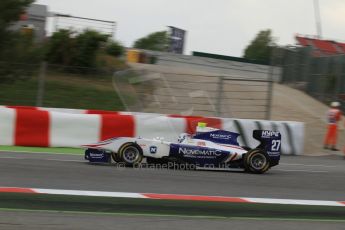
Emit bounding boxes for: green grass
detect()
[0,145,83,155]
[0,72,124,111]
[43,79,123,110]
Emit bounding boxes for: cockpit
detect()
[177,133,191,143]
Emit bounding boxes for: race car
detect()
[83,124,281,174]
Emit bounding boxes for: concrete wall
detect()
[144,50,282,82]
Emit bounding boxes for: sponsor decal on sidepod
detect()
[178,147,222,157]
[210,133,232,140]
[150,146,157,154]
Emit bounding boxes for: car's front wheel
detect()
[111,152,122,163]
[118,143,143,166]
[244,149,270,174]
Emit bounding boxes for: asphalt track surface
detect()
[0,151,344,201]
[1,151,345,229]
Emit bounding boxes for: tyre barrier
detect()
[0,106,304,155]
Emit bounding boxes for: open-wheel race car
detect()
[83,124,281,174]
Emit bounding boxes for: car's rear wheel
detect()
[244,149,270,174]
[118,143,143,166]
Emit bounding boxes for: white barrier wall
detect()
[222,118,304,156]
[0,108,15,146]
[0,106,305,155]
[50,112,101,147]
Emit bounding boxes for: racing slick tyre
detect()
[118,143,143,166]
[111,152,123,163]
[244,149,270,174]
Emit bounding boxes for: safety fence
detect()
[0,62,123,111]
[273,46,345,109]
[0,106,304,155]
[113,69,274,119]
[1,61,275,120]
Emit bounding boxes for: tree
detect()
[133,31,169,51]
[243,29,276,63]
[0,0,45,83]
[0,0,34,52]
[46,29,76,66]
[73,30,108,68]
[0,0,37,61]
[106,40,124,57]
[46,29,108,69]
[0,32,44,82]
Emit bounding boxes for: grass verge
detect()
[0,72,124,110]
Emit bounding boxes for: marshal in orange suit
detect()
[324,101,342,151]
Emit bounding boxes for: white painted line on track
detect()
[34,188,147,198]
[244,198,344,206]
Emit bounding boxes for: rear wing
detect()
[253,130,281,156]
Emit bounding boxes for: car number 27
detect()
[271,140,281,151]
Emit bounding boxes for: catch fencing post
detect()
[265,74,274,120]
[334,56,344,101]
[215,76,224,117]
[36,61,47,107]
[265,49,275,120]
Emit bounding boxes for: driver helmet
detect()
[331,101,340,107]
[178,133,190,143]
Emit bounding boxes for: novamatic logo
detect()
[178,148,222,157]
[261,131,280,137]
[210,133,232,140]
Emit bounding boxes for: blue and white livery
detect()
[83,124,281,174]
